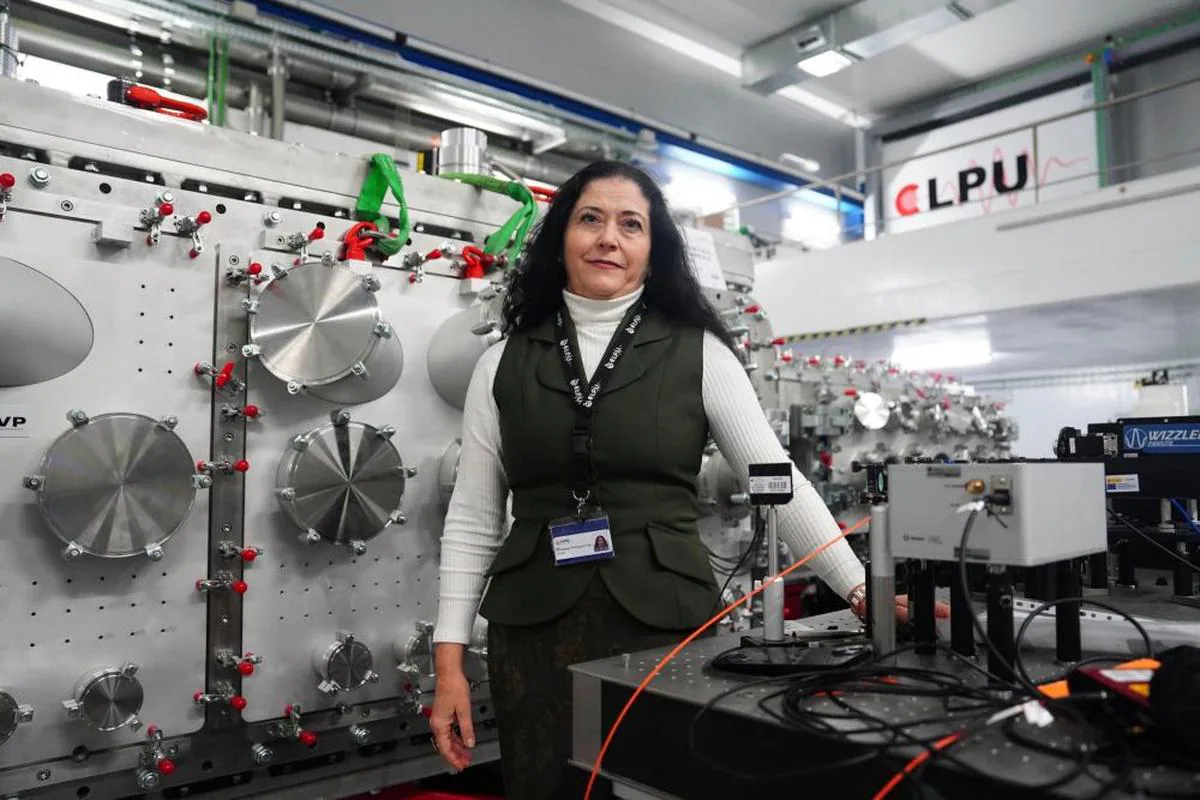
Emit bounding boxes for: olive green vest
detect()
[478,307,718,630]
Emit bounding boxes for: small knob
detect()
[233,459,250,473]
[237,660,255,676]
[243,405,260,418]
[232,580,248,595]
[196,211,212,225]
[743,304,760,314]
[156,758,176,776]
[308,224,325,241]
[229,695,248,712]
[0,173,14,189]
[247,262,263,276]
[771,337,786,346]
[240,547,261,563]
[298,730,318,748]
[157,202,174,217]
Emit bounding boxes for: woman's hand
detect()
[847,583,951,623]
[430,645,476,772]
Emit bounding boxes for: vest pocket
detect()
[485,519,544,576]
[646,523,716,586]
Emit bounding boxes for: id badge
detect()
[549,511,615,566]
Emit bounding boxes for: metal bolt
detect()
[28,167,50,188]
[349,725,370,745]
[405,467,419,478]
[166,744,180,757]
[220,615,230,624]
[264,211,283,227]
[228,255,241,266]
[60,200,74,212]
[145,545,164,561]
[36,769,50,781]
[136,769,160,790]
[251,742,274,764]
[223,432,234,442]
[222,523,233,533]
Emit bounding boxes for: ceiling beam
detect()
[742,0,1011,95]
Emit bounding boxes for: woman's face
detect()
[562,177,651,300]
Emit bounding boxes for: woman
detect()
[430,161,873,798]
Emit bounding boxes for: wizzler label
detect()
[1122,423,1200,454]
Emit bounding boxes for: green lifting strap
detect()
[354,154,412,258]
[439,172,538,266]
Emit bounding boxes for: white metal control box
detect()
[886,462,1107,566]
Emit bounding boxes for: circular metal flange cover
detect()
[276,417,407,545]
[0,691,20,747]
[0,256,94,387]
[306,330,404,406]
[74,668,144,732]
[853,392,892,431]
[33,413,197,558]
[250,261,385,387]
[315,638,375,692]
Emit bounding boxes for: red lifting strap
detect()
[124,85,208,123]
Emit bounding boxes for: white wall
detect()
[756,163,1200,338]
[304,0,855,176]
[981,373,1199,458]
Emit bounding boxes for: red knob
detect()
[425,249,442,261]
[243,405,259,418]
[196,460,208,472]
[743,305,761,314]
[283,704,294,717]
[844,388,859,397]
[232,579,248,594]
[308,226,324,241]
[948,375,958,383]
[819,451,833,467]
[771,337,786,346]
[196,210,212,225]
[240,547,258,563]
[215,361,234,388]
[247,262,263,276]
[481,253,496,268]
[932,372,943,382]
[189,248,201,260]
[942,398,952,410]
[298,730,318,748]
[780,351,793,363]
[230,695,248,711]
[233,459,250,473]
[237,660,255,676]
[833,355,847,367]
[157,757,176,776]
[887,367,900,375]
[0,173,14,189]
[146,725,160,737]
[916,389,927,399]
[837,520,848,531]
[420,706,433,719]
[193,691,206,703]
[807,357,821,366]
[158,202,174,217]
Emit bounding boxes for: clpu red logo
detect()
[894,153,1031,216]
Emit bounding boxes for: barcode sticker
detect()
[749,475,792,494]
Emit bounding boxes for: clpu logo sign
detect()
[0,413,29,438]
[893,153,1031,217]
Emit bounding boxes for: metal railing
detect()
[734,69,1200,247]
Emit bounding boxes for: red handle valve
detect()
[941,397,952,410]
[157,202,174,218]
[308,224,325,242]
[146,725,160,738]
[193,691,206,704]
[237,660,256,676]
[240,547,260,563]
[771,337,786,346]
[156,757,176,776]
[807,356,821,367]
[243,405,260,419]
[298,730,318,748]
[247,262,263,276]
[196,210,212,226]
[233,459,250,473]
[742,304,761,314]
[833,355,847,367]
[231,579,249,594]
[844,388,859,397]
[887,367,900,376]
[230,695,248,711]
[283,704,294,717]
[0,173,14,189]
[779,351,793,363]
[424,249,443,261]
[214,361,235,388]
[818,451,833,468]
[916,389,927,399]
[196,460,210,473]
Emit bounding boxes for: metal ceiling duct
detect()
[12,20,580,185]
[741,0,1015,95]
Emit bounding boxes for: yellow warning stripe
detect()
[779,318,928,343]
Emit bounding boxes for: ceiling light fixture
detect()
[776,85,871,128]
[780,153,820,173]
[796,49,855,78]
[891,334,993,371]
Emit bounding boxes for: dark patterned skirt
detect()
[487,574,695,799]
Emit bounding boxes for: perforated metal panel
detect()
[0,214,214,768]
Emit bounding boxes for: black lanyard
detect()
[554,302,646,513]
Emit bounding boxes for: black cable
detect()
[1107,509,1200,577]
[956,504,1043,698]
[712,508,763,616]
[1011,596,1154,689]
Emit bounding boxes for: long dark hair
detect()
[500,161,737,351]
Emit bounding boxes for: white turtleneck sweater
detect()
[432,287,864,644]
